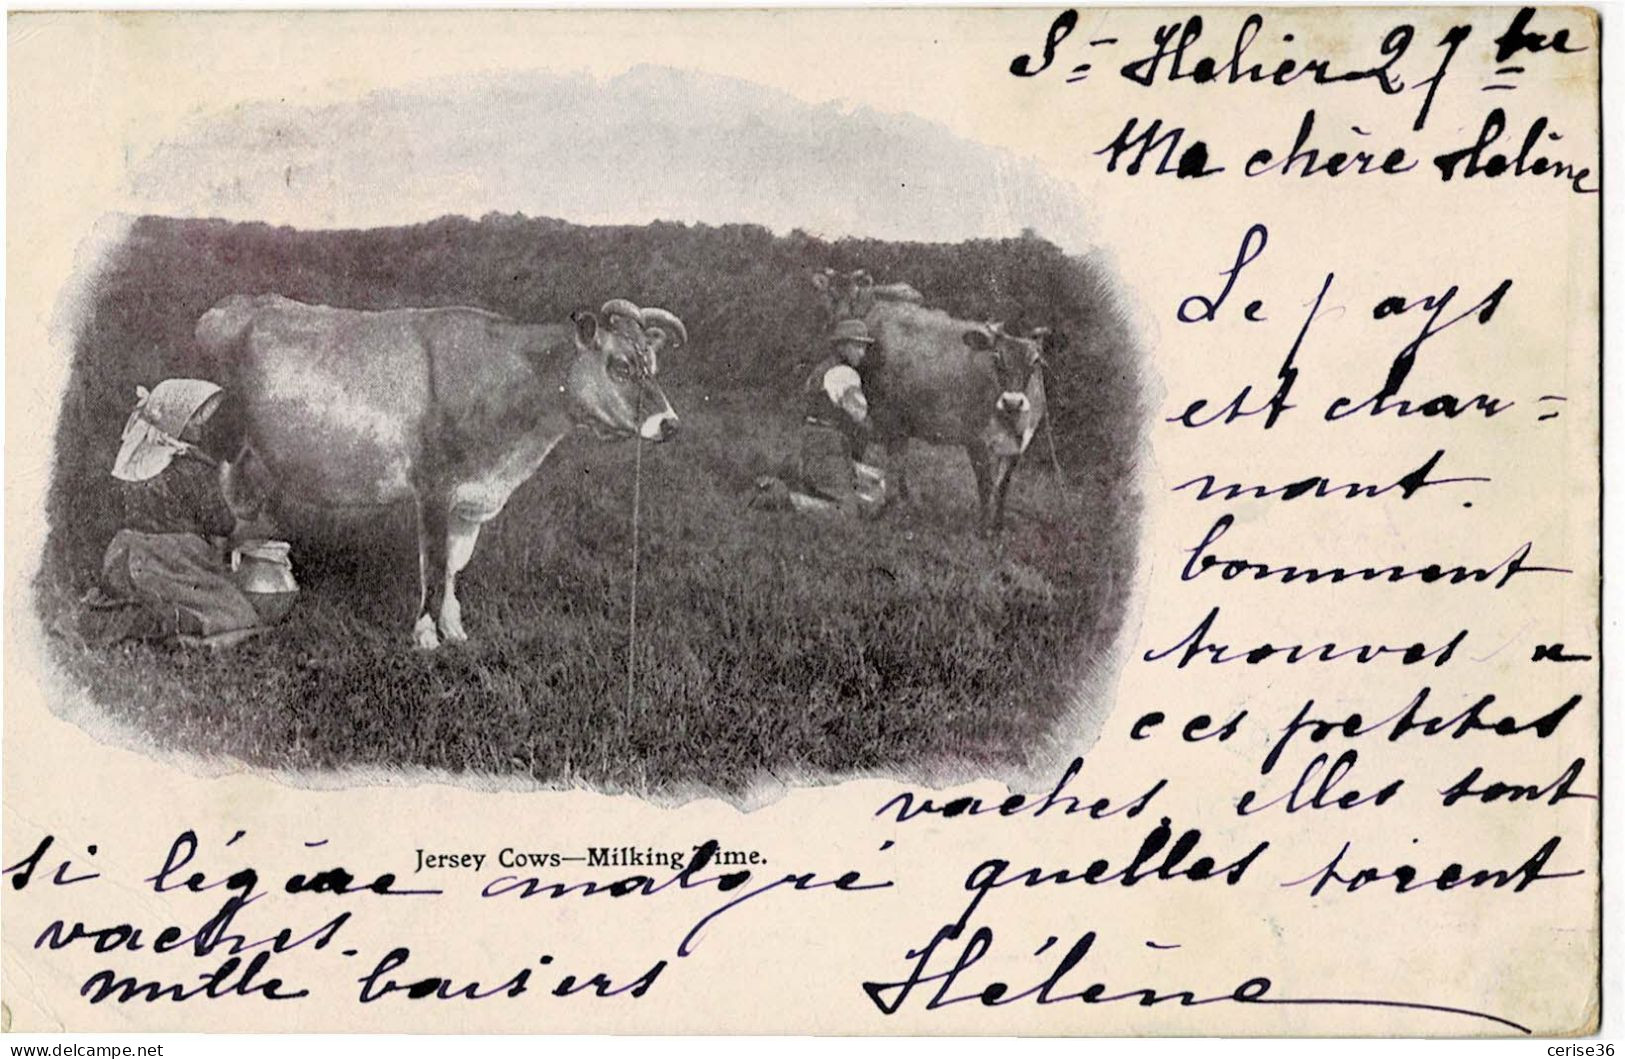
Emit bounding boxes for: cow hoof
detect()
[439,617,468,644]
[413,614,441,650]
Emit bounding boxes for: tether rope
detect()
[626,383,646,715]
[1041,400,1069,512]
[1043,404,1064,478]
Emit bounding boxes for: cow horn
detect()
[639,307,688,349]
[600,298,643,324]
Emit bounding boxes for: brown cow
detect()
[197,294,685,647]
[812,268,1051,534]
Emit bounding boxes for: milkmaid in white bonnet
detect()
[81,379,268,647]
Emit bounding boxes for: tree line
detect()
[47,213,1146,578]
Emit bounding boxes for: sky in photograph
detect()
[103,11,1095,247]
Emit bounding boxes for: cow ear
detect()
[572,311,599,347]
[961,329,993,352]
[852,270,875,290]
[645,327,671,364]
[811,271,831,293]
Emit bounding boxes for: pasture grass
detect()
[35,384,1135,794]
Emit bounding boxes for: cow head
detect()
[812,267,926,322]
[567,299,687,442]
[812,267,872,320]
[964,323,1049,418]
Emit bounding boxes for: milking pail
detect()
[231,539,298,624]
[854,460,888,517]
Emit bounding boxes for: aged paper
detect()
[3,6,1601,1036]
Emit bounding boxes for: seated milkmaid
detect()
[82,379,267,648]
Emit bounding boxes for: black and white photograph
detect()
[5,7,1602,1041]
[37,63,1146,793]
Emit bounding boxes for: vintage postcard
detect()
[3,6,1602,1036]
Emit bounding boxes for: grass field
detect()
[37,379,1136,793]
[34,214,1145,794]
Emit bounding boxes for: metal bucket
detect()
[231,539,298,625]
[854,460,888,517]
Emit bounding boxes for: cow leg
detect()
[219,449,253,519]
[989,454,1021,533]
[886,437,912,503]
[967,444,997,536]
[220,446,275,528]
[438,512,483,644]
[411,495,445,650]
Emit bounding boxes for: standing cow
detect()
[196,294,685,648]
[812,268,1052,534]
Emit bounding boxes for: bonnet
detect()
[110,378,224,482]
